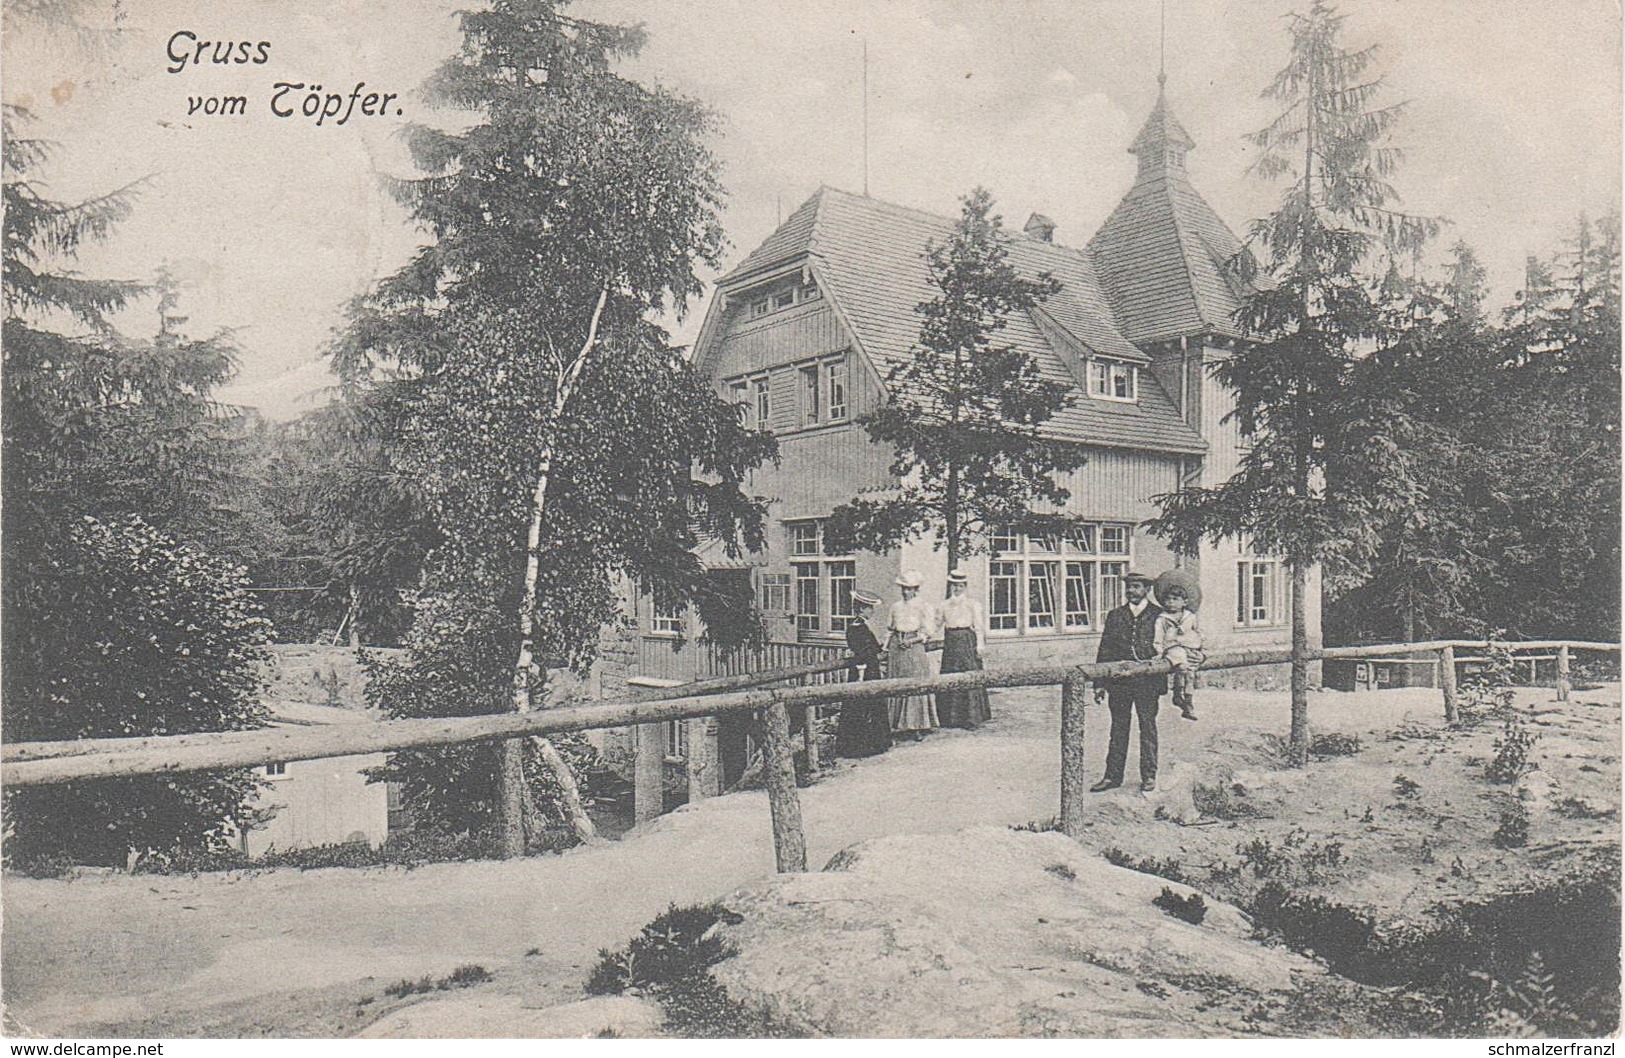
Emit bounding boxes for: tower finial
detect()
[1158,0,1167,88]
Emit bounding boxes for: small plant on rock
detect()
[1393,774,1422,799]
[1311,732,1363,757]
[1493,797,1530,849]
[1486,717,1538,784]
[1153,887,1208,925]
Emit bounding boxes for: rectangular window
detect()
[800,280,821,302]
[755,377,771,427]
[986,525,1133,636]
[665,719,690,761]
[1065,525,1097,554]
[800,365,820,426]
[651,600,685,636]
[1026,561,1058,630]
[827,560,856,632]
[265,762,287,777]
[1236,557,1283,627]
[1063,561,1095,629]
[758,572,792,614]
[825,360,847,422]
[1089,359,1138,402]
[1100,561,1127,613]
[795,563,820,635]
[730,380,752,428]
[789,521,820,556]
[990,561,1020,631]
[773,289,796,310]
[751,297,770,318]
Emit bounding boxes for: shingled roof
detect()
[1085,87,1257,343]
[714,187,1204,455]
[703,87,1262,457]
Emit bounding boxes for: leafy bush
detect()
[1192,776,1268,820]
[1393,774,1422,799]
[381,965,492,1000]
[1103,847,1193,885]
[1010,817,1061,833]
[587,903,797,1037]
[130,826,575,875]
[1485,717,1538,784]
[1236,829,1347,885]
[1310,732,1363,757]
[1493,797,1530,849]
[3,516,272,869]
[1153,886,1208,925]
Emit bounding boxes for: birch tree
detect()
[335,0,773,855]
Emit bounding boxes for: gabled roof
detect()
[708,187,1206,456]
[1086,89,1257,344]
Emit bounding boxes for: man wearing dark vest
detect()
[1091,571,1167,793]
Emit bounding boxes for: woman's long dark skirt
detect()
[936,628,992,728]
[836,661,892,757]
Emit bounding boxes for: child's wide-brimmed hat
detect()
[895,569,923,588]
[946,568,969,585]
[1154,568,1203,612]
[852,589,882,608]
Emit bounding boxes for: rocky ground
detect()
[3,675,1617,1038]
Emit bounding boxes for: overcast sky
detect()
[4,0,1619,418]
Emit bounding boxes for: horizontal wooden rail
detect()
[6,640,1618,788]
[2,649,1299,786]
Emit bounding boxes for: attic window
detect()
[1089,359,1138,403]
[742,276,819,320]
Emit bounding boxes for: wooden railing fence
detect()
[2,639,1616,874]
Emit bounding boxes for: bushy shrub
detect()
[1485,717,1538,784]
[3,516,272,869]
[1153,886,1208,925]
[1103,847,1193,885]
[1310,732,1363,757]
[587,902,797,1037]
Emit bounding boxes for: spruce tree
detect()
[1149,1,1437,764]
[824,187,1084,573]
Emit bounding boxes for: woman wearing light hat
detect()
[886,570,939,738]
[936,568,991,728]
[836,589,892,757]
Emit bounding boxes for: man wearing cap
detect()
[1091,571,1167,793]
[836,589,892,757]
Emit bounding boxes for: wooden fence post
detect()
[633,722,665,825]
[1557,644,1572,702]
[686,716,721,802]
[758,702,808,872]
[803,705,820,774]
[1060,673,1089,838]
[1439,645,1459,723]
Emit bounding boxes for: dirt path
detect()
[4,680,1617,1037]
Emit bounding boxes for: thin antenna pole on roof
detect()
[862,37,870,196]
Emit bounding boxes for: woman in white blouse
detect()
[886,569,939,738]
[935,568,991,728]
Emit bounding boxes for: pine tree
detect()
[1149,1,1438,765]
[335,0,775,854]
[824,187,1084,573]
[3,104,271,867]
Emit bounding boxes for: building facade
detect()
[627,85,1320,698]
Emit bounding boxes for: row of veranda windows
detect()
[647,526,1286,639]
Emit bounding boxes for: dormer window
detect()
[1089,359,1138,402]
[740,275,820,321]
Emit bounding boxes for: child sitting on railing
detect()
[1155,584,1204,720]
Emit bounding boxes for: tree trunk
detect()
[498,288,609,855]
[1288,560,1310,767]
[945,461,960,577]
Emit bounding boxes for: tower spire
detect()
[1158,0,1167,88]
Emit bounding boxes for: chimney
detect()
[1023,212,1057,243]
